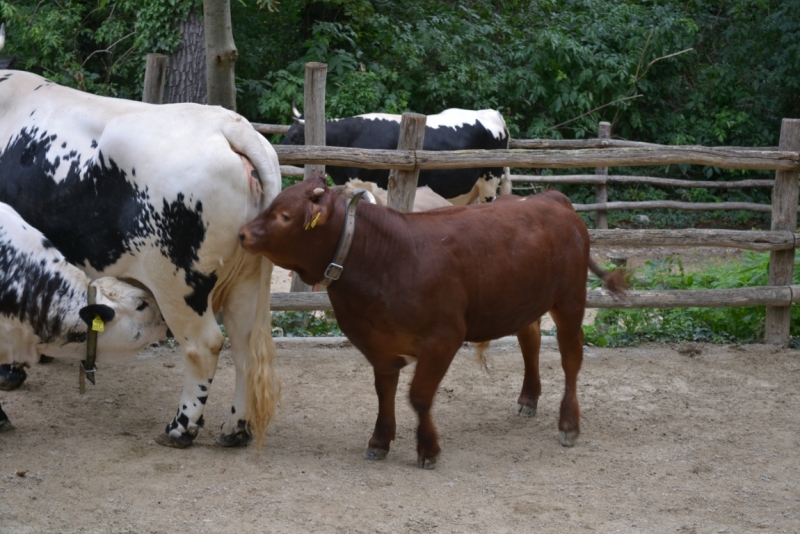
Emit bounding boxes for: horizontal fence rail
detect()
[511,174,775,188]
[270,285,800,312]
[588,229,800,251]
[574,200,775,213]
[273,145,800,172]
[249,121,781,153]
[253,123,291,135]
[507,138,781,151]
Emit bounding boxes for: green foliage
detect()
[0,0,200,98]
[585,250,800,347]
[271,311,343,337]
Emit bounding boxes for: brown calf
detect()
[240,176,625,469]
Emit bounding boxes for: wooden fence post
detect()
[765,118,800,346]
[142,54,168,104]
[595,121,611,229]
[303,62,327,181]
[388,113,427,212]
[291,62,327,293]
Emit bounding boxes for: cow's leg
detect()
[549,305,585,447]
[0,363,27,391]
[365,365,403,461]
[515,317,542,417]
[156,314,224,448]
[0,401,12,432]
[409,340,461,469]
[217,257,275,447]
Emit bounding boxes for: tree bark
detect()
[203,0,237,111]
[164,11,206,104]
[142,54,168,104]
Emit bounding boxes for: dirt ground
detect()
[1,337,799,533]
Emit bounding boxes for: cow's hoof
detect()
[215,430,252,448]
[417,455,438,470]
[558,430,579,447]
[0,419,14,432]
[39,355,54,364]
[0,365,27,391]
[515,402,537,418]
[155,432,194,449]
[364,447,388,461]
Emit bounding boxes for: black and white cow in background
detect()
[0,68,282,448]
[283,108,512,205]
[0,202,168,431]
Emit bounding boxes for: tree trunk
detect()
[203,0,237,111]
[164,11,206,104]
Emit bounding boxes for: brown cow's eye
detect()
[281,213,290,221]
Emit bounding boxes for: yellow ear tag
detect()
[92,315,105,333]
[310,212,321,228]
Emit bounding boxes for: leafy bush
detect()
[271,310,343,337]
[585,250,800,347]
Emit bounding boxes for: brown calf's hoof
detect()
[364,447,388,461]
[216,430,252,448]
[514,402,537,418]
[417,455,438,470]
[155,432,194,449]
[558,429,579,447]
[0,419,14,432]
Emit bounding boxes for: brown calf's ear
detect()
[304,198,331,230]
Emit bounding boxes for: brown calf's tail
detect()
[588,256,628,297]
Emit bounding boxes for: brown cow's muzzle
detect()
[238,224,259,254]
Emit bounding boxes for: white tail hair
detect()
[0,23,6,52]
[246,257,280,449]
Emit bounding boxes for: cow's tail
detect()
[0,23,6,52]
[246,256,280,449]
[588,256,628,298]
[224,114,283,450]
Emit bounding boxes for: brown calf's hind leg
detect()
[365,368,401,461]
[515,317,542,417]
[549,306,585,447]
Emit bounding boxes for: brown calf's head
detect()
[239,175,341,281]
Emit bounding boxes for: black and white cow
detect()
[0,69,282,448]
[282,108,511,204]
[0,202,168,432]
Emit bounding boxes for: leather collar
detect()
[319,190,369,288]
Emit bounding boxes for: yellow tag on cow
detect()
[310,212,321,228]
[92,316,105,332]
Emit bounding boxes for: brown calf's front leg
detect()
[408,342,460,469]
[365,368,401,461]
[549,307,585,447]
[515,317,542,417]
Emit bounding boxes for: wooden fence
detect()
[249,64,800,347]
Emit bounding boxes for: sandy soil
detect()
[2,336,799,533]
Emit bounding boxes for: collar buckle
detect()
[324,262,344,281]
